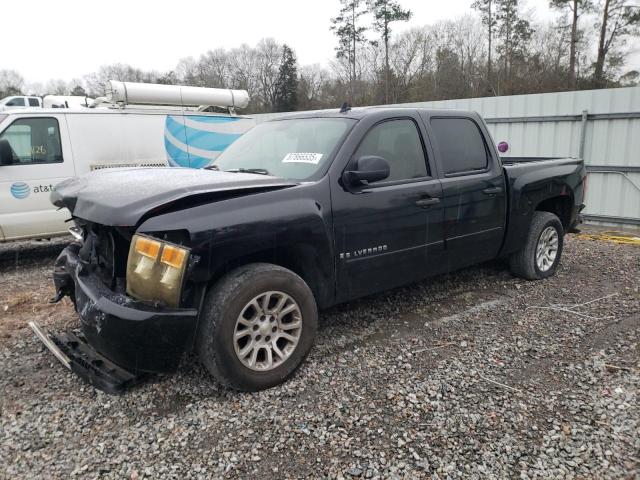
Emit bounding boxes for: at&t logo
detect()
[10,182,30,199]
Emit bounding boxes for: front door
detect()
[331,115,444,301]
[0,115,76,240]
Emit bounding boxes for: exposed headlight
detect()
[126,234,190,308]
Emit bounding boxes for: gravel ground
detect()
[0,233,638,479]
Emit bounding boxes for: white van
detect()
[0,107,254,241]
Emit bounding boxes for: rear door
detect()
[421,113,506,270]
[331,112,445,301]
[0,114,76,240]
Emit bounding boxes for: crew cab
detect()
[33,107,586,393]
[0,96,42,110]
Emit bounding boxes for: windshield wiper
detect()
[204,164,219,171]
[225,168,270,175]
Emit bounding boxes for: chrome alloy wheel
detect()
[233,291,302,371]
[535,226,559,272]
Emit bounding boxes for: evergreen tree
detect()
[472,0,497,94]
[274,45,298,112]
[495,0,534,93]
[70,85,87,96]
[330,0,368,103]
[550,0,592,89]
[368,0,412,103]
[157,71,179,85]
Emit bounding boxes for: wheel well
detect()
[536,196,572,230]
[207,245,329,308]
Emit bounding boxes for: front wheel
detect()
[509,211,564,280]
[196,263,317,391]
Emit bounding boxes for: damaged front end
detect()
[39,224,199,394]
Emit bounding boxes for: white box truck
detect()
[0,82,254,242]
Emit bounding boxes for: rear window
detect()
[430,118,488,175]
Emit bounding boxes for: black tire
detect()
[509,211,564,280]
[196,263,317,391]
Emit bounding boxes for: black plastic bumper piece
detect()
[51,330,141,394]
[52,243,199,379]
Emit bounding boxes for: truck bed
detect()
[499,156,586,257]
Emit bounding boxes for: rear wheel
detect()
[509,211,564,280]
[196,263,317,391]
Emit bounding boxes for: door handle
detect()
[415,197,440,208]
[482,186,503,196]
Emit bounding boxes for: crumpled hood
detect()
[51,167,297,226]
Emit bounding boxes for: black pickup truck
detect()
[34,107,586,393]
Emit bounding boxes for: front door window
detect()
[0,118,63,166]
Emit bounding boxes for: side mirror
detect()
[343,155,390,186]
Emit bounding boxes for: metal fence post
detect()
[579,109,588,160]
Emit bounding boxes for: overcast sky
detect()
[4,0,637,85]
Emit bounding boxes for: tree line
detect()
[1,0,638,114]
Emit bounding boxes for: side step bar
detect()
[29,321,141,394]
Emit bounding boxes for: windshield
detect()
[213,117,355,180]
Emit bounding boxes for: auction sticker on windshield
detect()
[282,153,323,164]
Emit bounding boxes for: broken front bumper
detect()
[44,243,198,392]
[29,321,138,394]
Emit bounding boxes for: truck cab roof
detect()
[270,106,479,121]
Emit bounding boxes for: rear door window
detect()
[28,98,40,107]
[430,118,488,175]
[0,117,63,165]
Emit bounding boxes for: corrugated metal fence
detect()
[255,86,640,229]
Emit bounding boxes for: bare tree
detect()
[0,70,24,97]
[13,7,639,116]
[196,49,232,88]
[593,0,640,86]
[528,19,573,90]
[254,38,284,112]
[228,44,259,97]
[45,79,69,95]
[175,57,200,85]
[84,63,160,97]
[298,64,332,110]
[390,27,432,101]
